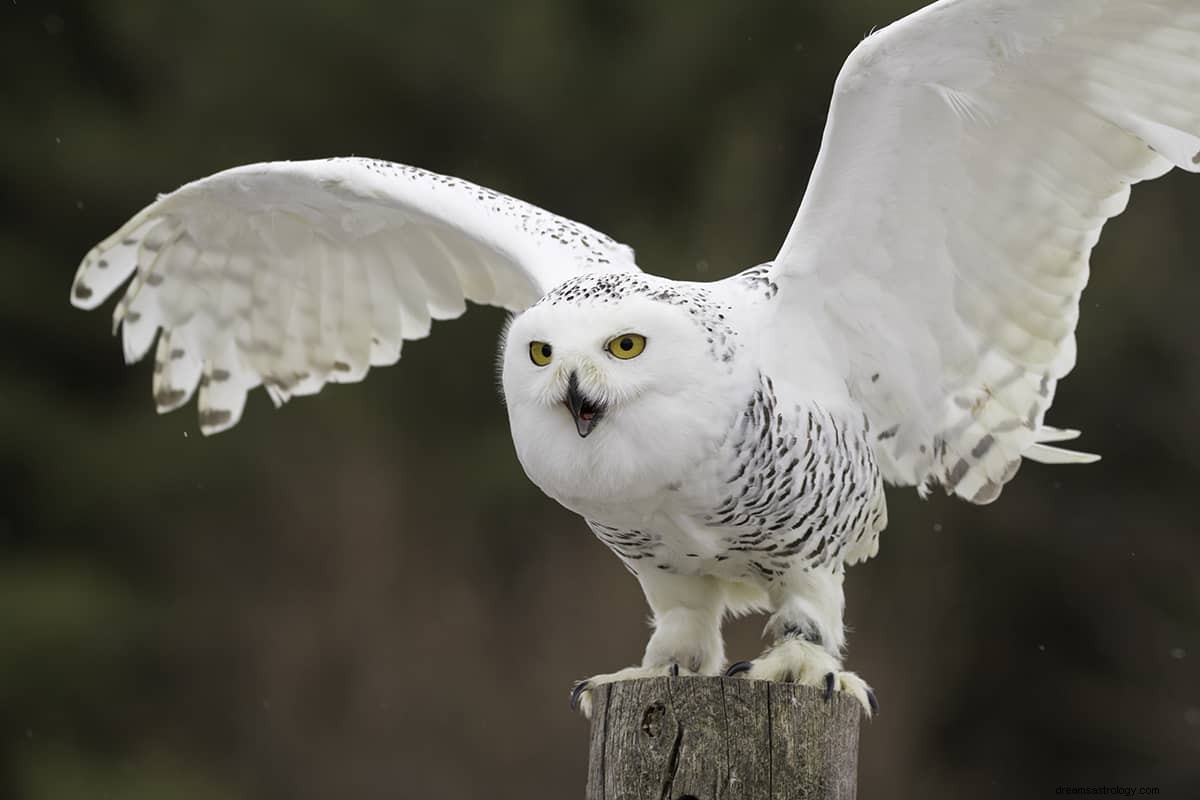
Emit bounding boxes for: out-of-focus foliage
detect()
[1,1,1198,797]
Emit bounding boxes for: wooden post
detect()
[586,676,861,800]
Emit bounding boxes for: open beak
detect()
[564,371,605,438]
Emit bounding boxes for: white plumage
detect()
[70,0,1200,717]
[775,0,1198,503]
[72,159,637,432]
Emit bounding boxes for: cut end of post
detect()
[586,675,861,800]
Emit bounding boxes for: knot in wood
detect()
[640,701,667,737]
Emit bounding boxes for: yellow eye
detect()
[607,333,646,360]
[529,341,553,366]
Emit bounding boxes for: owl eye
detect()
[529,341,553,366]
[606,333,647,360]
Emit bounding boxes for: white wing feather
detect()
[71,157,639,433]
[772,0,1197,503]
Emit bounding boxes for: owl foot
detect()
[724,638,877,717]
[570,662,690,719]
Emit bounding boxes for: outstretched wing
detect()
[71,157,639,433]
[771,0,1200,503]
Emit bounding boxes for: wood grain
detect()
[586,676,860,800]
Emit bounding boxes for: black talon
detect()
[670,663,680,677]
[724,661,753,677]
[569,680,590,712]
[867,687,880,716]
[823,672,836,702]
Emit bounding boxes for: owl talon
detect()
[569,663,694,718]
[569,680,590,712]
[866,687,880,715]
[724,660,753,677]
[823,671,836,701]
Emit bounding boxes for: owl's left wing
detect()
[770,0,1200,503]
[71,157,639,433]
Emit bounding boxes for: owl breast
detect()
[583,372,889,582]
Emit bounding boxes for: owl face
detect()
[499,285,748,510]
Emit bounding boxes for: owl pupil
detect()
[541,344,552,358]
[620,337,633,351]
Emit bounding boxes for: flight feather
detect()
[70,157,640,433]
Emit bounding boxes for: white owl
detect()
[70,0,1200,718]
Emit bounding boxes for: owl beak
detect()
[565,371,604,438]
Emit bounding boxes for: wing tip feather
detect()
[1025,442,1101,465]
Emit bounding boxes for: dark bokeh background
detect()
[3,1,1199,797]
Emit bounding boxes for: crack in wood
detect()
[658,720,684,800]
[766,682,774,797]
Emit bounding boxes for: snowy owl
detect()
[70,0,1200,719]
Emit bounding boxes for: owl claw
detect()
[867,687,880,716]
[569,662,694,718]
[569,680,590,712]
[724,660,753,677]
[823,671,836,701]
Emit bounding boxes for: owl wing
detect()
[71,157,639,433]
[769,0,1200,503]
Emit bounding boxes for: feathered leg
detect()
[570,571,725,718]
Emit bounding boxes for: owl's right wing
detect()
[70,157,640,433]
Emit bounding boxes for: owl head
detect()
[499,273,748,511]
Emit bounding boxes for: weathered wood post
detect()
[586,676,861,800]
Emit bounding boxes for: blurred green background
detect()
[2,1,1199,797]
